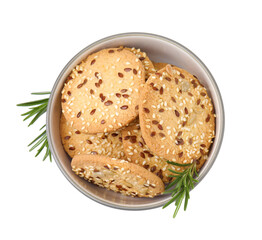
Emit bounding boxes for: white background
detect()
[1,0,261,239]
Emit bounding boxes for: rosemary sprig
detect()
[17,92,52,162]
[163,160,199,218]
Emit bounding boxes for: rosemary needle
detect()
[163,160,199,218]
[17,92,52,162]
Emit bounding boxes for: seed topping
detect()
[77,111,81,118]
[104,100,113,106]
[150,131,156,137]
[90,109,96,115]
[120,105,128,110]
[118,72,124,78]
[143,108,150,113]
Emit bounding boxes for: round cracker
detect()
[61,48,145,133]
[139,65,215,164]
[71,154,164,197]
[60,114,126,159]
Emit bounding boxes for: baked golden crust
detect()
[139,65,215,163]
[60,114,126,159]
[61,48,145,133]
[71,154,164,197]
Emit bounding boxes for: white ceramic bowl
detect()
[46,33,224,210]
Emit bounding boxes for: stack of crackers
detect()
[60,47,215,198]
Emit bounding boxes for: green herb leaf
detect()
[17,92,52,162]
[168,169,183,175]
[31,91,51,95]
[29,132,47,152]
[165,175,182,191]
[166,160,192,167]
[173,191,185,218]
[17,98,49,107]
[27,130,46,147]
[163,162,198,218]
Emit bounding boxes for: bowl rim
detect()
[46,32,225,210]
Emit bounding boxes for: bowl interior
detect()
[47,33,224,210]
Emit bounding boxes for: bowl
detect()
[46,32,224,210]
